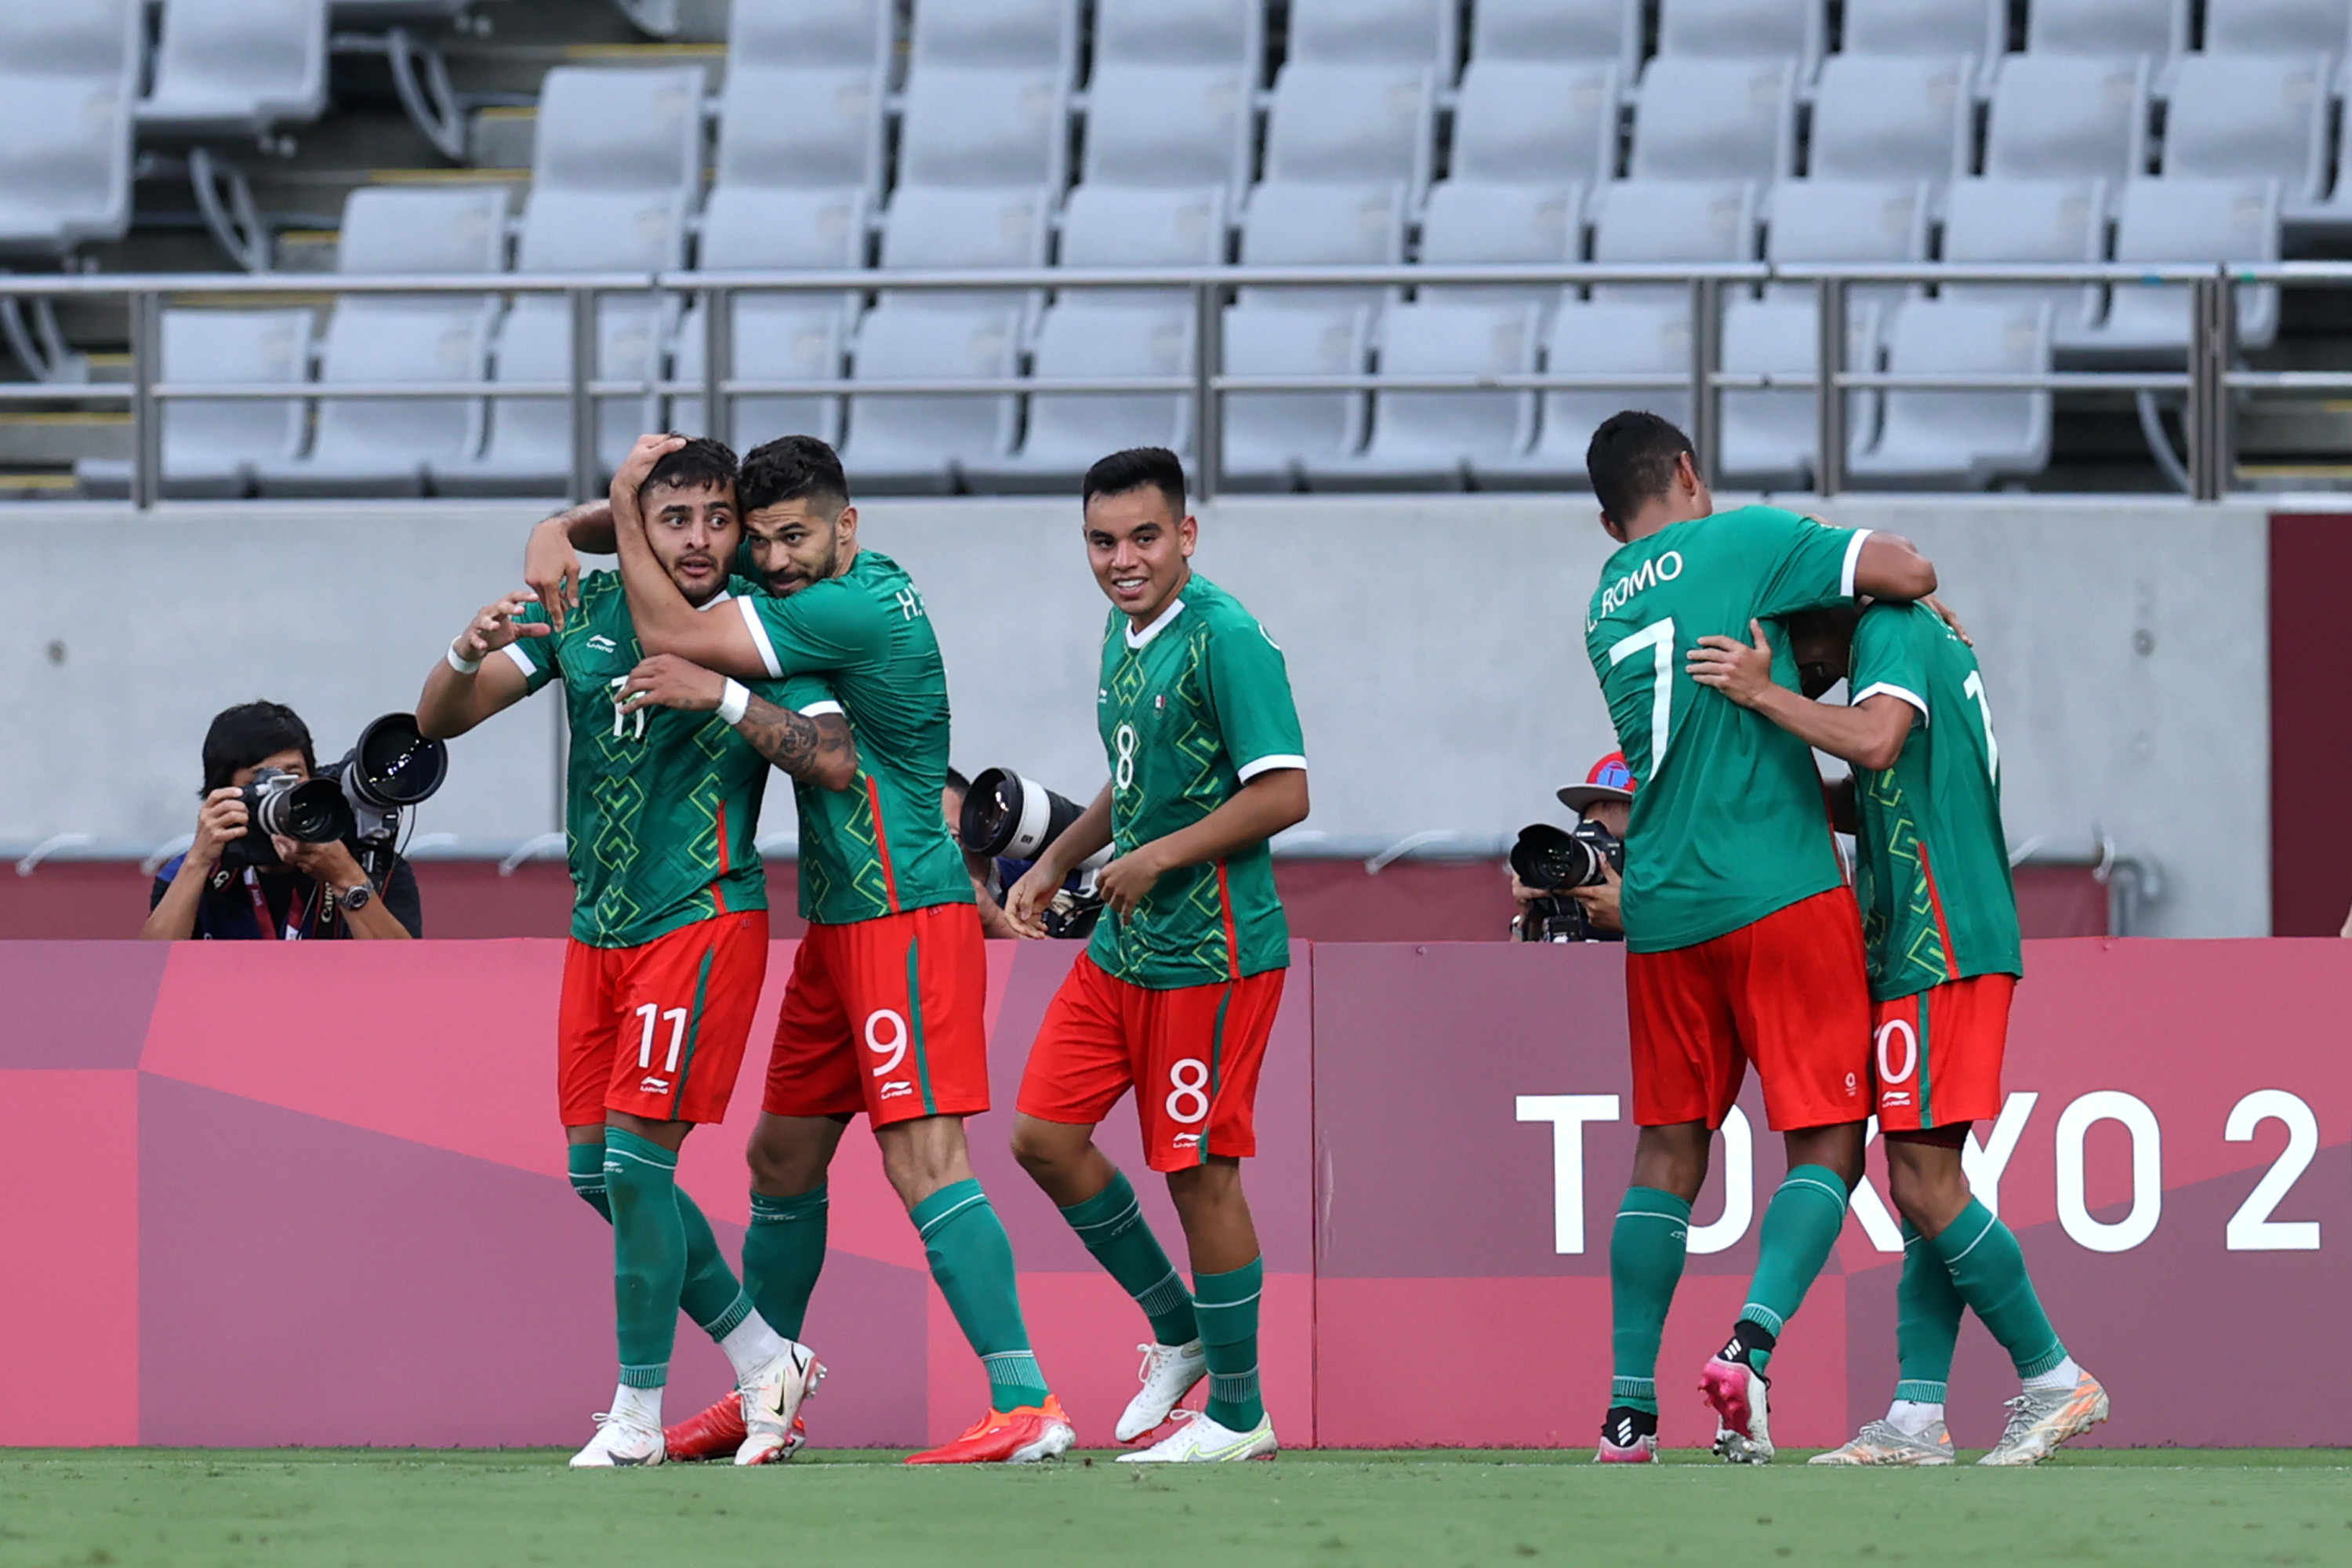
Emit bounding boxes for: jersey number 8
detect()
[1113,723,1140,792]
[1166,1058,1210,1123]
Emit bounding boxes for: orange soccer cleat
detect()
[903,1396,1076,1465]
[662,1395,805,1464]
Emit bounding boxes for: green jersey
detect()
[738,548,973,925]
[1088,575,1306,990]
[508,572,781,949]
[1847,601,2024,1000]
[1583,505,1873,953]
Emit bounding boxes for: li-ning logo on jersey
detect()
[1590,550,1686,630]
[587,634,618,652]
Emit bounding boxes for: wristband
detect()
[446,643,483,675]
[716,678,752,726]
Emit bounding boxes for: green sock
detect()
[1057,1171,1199,1348]
[743,1186,829,1341]
[568,1142,612,1221]
[1894,1220,1961,1403]
[1608,1187,1692,1415]
[675,1188,756,1340]
[910,1179,1051,1410]
[1737,1164,1853,1377]
[1929,1198,2068,1381]
[1194,1257,1265,1431]
[604,1128,687,1388]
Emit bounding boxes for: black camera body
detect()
[960,767,1112,939]
[223,713,449,871]
[1509,818,1627,944]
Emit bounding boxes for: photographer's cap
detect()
[1557,751,1636,811]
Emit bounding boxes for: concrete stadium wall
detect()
[0,494,2270,935]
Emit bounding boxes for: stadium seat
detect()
[1218,303,1374,488]
[673,187,869,447]
[1450,60,1619,188]
[1094,0,1261,69]
[1765,180,1929,306]
[1057,184,1229,307]
[1848,300,2054,486]
[1415,181,1584,304]
[1284,0,1455,70]
[256,187,510,497]
[728,0,891,70]
[1589,179,1762,286]
[1261,64,1436,191]
[908,0,1077,76]
[2062,177,2281,359]
[1806,55,1973,191]
[1083,64,1254,193]
[965,303,1195,491]
[1628,59,1797,183]
[1839,0,2005,63]
[2025,0,2188,59]
[714,64,887,199]
[0,1,143,75]
[1940,176,2109,338]
[1984,55,2151,189]
[837,303,1023,493]
[77,308,313,499]
[1717,296,1849,489]
[878,186,1051,319]
[1473,299,1693,489]
[0,0,139,254]
[1238,181,1407,305]
[896,67,1069,191]
[1470,0,1641,75]
[531,66,706,195]
[2158,54,2330,205]
[2203,0,2352,56]
[137,0,330,137]
[1653,0,1821,71]
[1302,301,1541,490]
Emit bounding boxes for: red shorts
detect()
[1017,953,1285,1173]
[557,909,770,1127]
[764,902,990,1127]
[1870,973,2014,1132]
[1624,887,1871,1132]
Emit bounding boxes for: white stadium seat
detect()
[2063,177,2281,358]
[138,0,329,137]
[530,65,706,195]
[908,0,1076,75]
[1839,0,2005,63]
[78,308,313,499]
[1654,0,1821,71]
[1471,0,1640,74]
[716,65,887,199]
[2203,0,2352,56]
[1303,301,1542,490]
[728,0,891,70]
[1284,0,1455,70]
[880,184,1051,288]
[1984,55,2151,188]
[1261,64,1436,191]
[1628,59,1796,183]
[1218,303,1375,488]
[674,187,869,447]
[2026,0,2188,59]
[1849,300,2054,487]
[1058,184,1229,306]
[1765,180,1929,305]
[1475,299,1693,488]
[2158,54,2331,205]
[966,303,1196,490]
[0,20,138,253]
[837,303,1024,492]
[896,67,1069,191]
[1415,181,1584,304]
[1940,176,2110,338]
[1450,60,1619,188]
[1806,54,1973,191]
[1083,64,1254,193]
[1718,296,1846,489]
[1094,0,1261,69]
[1591,180,1761,274]
[1238,180,1407,306]
[0,1,143,76]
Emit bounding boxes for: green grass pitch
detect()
[4,1449,2347,1568]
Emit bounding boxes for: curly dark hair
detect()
[739,434,851,515]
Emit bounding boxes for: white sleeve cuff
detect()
[1839,527,1875,599]
[1853,681,1929,723]
[500,642,539,677]
[716,679,752,726]
[738,595,784,678]
[798,699,845,717]
[1237,753,1308,782]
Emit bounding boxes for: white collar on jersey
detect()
[697,588,732,610]
[1125,595,1187,650]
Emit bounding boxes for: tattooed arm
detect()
[616,655,859,792]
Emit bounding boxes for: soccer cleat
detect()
[568,1412,665,1468]
[1977,1371,2109,1467]
[1116,1407,1277,1463]
[735,1344,826,1467]
[1807,1419,1956,1466]
[663,1395,806,1464]
[1595,1406,1659,1464]
[905,1396,1076,1465]
[1699,1358,1774,1465]
[1116,1340,1209,1443]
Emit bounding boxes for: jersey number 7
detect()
[1608,618,1676,771]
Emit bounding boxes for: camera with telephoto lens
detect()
[960,767,1112,939]
[1508,818,1626,943]
[225,713,449,869]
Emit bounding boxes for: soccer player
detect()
[1579,412,1938,1465]
[1687,604,2108,1466]
[415,437,844,1468]
[1002,448,1310,1465]
[528,433,1071,1465]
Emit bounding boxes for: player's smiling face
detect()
[1084,485,1195,627]
[746,497,855,598]
[642,480,741,606]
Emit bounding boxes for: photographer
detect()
[143,702,419,941]
[1510,752,1635,942]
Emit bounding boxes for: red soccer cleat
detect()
[903,1396,1076,1465]
[662,1394,805,1464]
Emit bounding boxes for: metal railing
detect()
[0,258,2331,506]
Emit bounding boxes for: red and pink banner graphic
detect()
[2,938,2345,1450]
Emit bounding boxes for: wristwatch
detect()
[335,882,374,913]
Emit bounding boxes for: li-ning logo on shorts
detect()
[1882,1091,1914,1108]
[640,1076,670,1094]
[1171,1132,1202,1150]
[879,1080,913,1101]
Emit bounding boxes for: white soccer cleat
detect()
[1116,1407,1277,1463]
[735,1342,826,1467]
[569,1412,665,1468]
[1807,1419,1956,1466]
[1116,1341,1209,1443]
[1698,1359,1774,1465]
[1978,1371,2109,1466]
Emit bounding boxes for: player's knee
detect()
[1008,1119,1068,1178]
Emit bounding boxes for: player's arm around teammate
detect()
[618,652,860,793]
